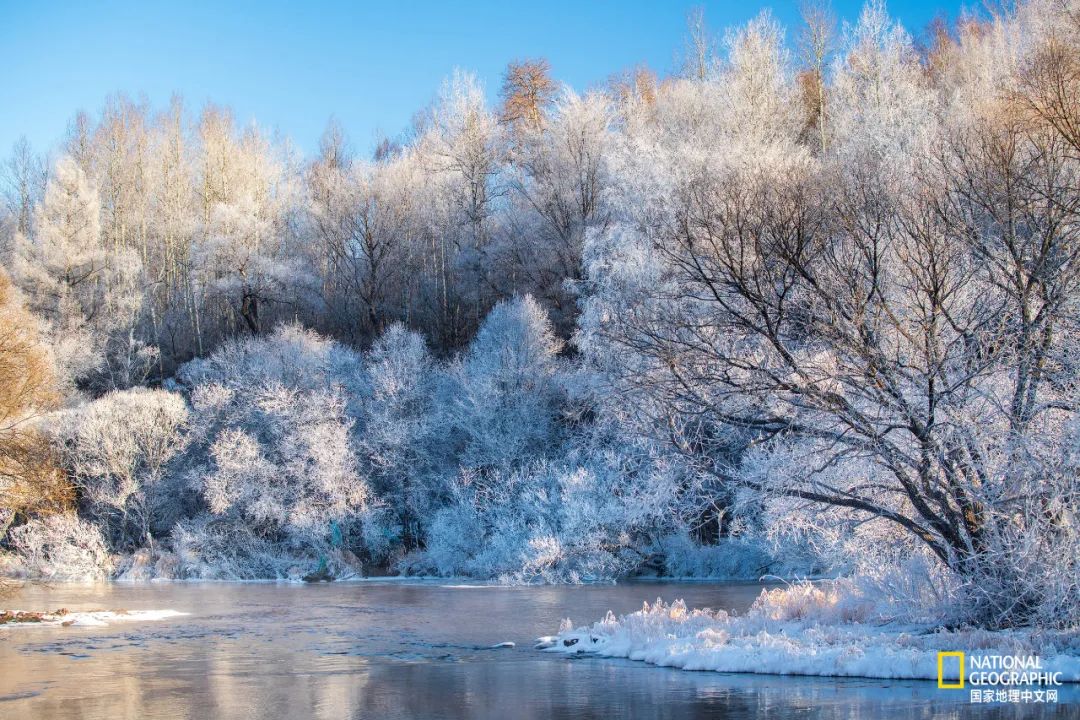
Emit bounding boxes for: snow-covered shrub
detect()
[175,325,369,578]
[404,457,657,583]
[744,577,948,627]
[51,388,190,552]
[7,513,111,580]
[177,322,365,401]
[418,500,484,577]
[170,515,360,580]
[431,295,566,472]
[541,589,1080,681]
[655,533,777,581]
[360,324,434,550]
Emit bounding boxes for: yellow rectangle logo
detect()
[938,651,965,689]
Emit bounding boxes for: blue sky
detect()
[0,0,968,158]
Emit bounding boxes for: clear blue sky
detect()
[0,0,968,159]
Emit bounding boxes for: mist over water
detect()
[2,581,1067,719]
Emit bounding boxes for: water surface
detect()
[0,581,1070,718]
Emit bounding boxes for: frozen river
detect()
[0,581,1067,718]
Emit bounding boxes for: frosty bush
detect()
[406,459,657,583]
[176,325,369,578]
[171,515,359,580]
[360,324,433,551]
[655,533,777,581]
[432,295,566,472]
[177,323,365,401]
[8,513,111,580]
[52,388,189,552]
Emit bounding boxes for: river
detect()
[0,581,1068,718]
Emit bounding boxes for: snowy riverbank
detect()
[537,584,1080,682]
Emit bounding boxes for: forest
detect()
[1,0,1078,632]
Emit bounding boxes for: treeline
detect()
[1,1,1079,628]
[1,63,609,388]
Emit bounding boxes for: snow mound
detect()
[0,609,186,628]
[537,586,1080,682]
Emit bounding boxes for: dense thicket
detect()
[1,0,1077,628]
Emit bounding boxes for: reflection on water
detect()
[0,581,1073,719]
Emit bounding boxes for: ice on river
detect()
[1,608,186,628]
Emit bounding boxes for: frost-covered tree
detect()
[578,1,1080,626]
[191,113,311,338]
[415,70,505,345]
[433,295,565,473]
[828,1,936,172]
[360,324,433,554]
[193,198,309,336]
[503,90,613,333]
[308,129,416,342]
[10,156,148,395]
[0,137,48,240]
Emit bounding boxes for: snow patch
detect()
[538,588,1080,682]
[0,609,186,629]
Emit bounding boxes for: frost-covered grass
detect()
[537,582,1080,681]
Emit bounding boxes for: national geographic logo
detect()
[938,652,1063,705]
[938,651,964,689]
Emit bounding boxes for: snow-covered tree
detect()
[577,1,1080,627]
[308,132,416,341]
[433,295,565,473]
[503,89,613,332]
[414,70,505,345]
[360,324,433,553]
[11,156,148,395]
[191,113,311,338]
